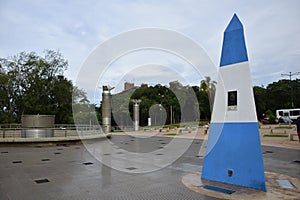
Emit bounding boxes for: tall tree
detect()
[0,50,78,124]
[200,76,217,112]
[253,79,300,120]
[253,86,267,120]
[0,71,13,123]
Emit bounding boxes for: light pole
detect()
[281,72,300,108]
[158,93,165,124]
[159,104,162,125]
[170,105,173,125]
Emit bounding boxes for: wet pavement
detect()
[0,135,299,200]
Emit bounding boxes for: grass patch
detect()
[111,129,125,132]
[164,121,209,128]
[198,121,210,126]
[163,124,179,129]
[263,134,288,138]
[274,126,294,129]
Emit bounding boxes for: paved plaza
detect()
[0,133,299,200]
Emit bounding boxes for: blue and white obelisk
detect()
[201,14,266,191]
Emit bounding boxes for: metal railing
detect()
[0,124,105,138]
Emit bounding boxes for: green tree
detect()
[265,79,300,112]
[51,77,74,124]
[200,76,217,112]
[0,50,80,124]
[266,109,276,124]
[253,86,267,119]
[72,87,97,125]
[199,77,216,120]
[0,71,13,123]
[253,79,300,122]
[110,81,202,127]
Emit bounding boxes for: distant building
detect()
[124,82,148,91]
[124,82,134,91]
[141,83,148,88]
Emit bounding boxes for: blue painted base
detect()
[201,122,266,191]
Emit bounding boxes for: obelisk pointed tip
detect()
[225,14,243,33]
[220,14,248,67]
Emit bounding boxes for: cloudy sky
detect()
[1,0,299,102]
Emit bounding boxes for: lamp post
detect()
[158,93,165,125]
[281,72,300,108]
[159,104,162,125]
